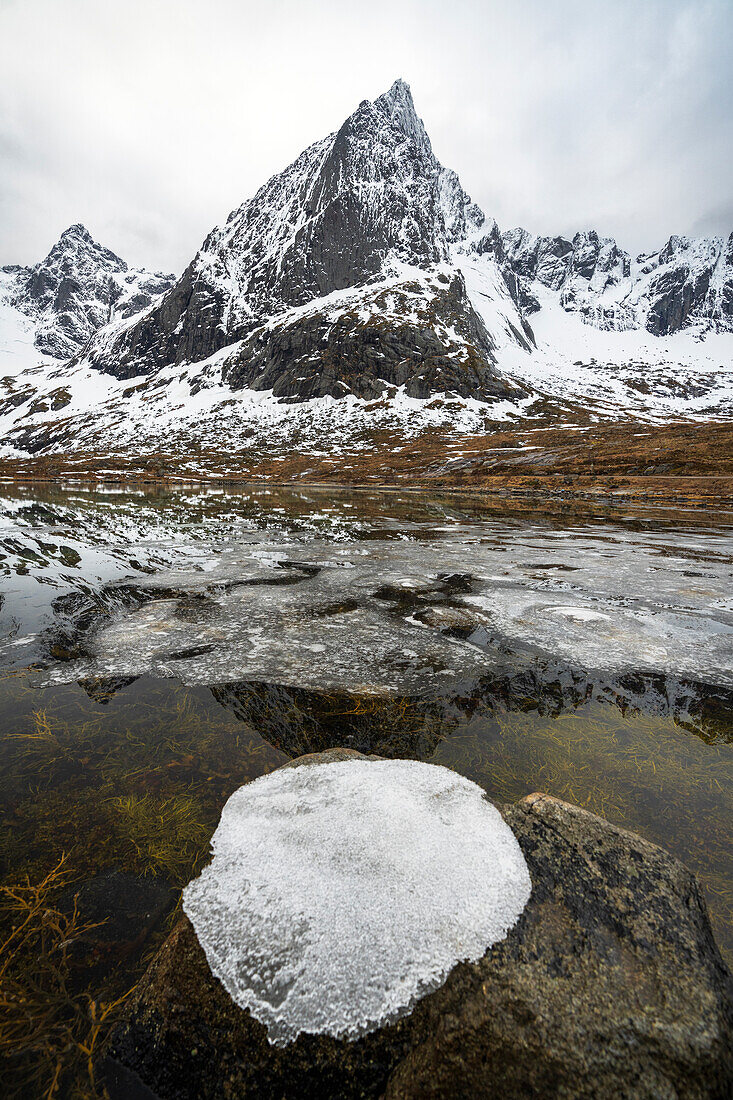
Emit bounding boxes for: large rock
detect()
[102,752,733,1100]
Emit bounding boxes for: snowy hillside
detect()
[0,80,732,461]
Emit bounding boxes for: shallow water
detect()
[0,484,732,1096]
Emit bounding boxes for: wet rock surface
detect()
[58,871,176,980]
[102,752,733,1100]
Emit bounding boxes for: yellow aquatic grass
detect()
[0,854,133,1100]
[109,791,211,882]
[432,703,733,961]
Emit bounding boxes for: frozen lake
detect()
[0,484,731,1044]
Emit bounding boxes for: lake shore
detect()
[2,420,732,514]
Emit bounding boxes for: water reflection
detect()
[0,485,731,1097]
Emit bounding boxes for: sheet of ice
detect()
[37,519,733,692]
[6,489,730,692]
[0,492,254,662]
[464,588,733,685]
[182,759,531,1044]
[550,606,611,622]
[72,594,493,692]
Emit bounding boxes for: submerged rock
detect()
[59,870,176,979]
[102,751,733,1100]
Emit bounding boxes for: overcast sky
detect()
[1,0,731,274]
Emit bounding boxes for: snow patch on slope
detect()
[499,288,733,420]
[0,272,53,374]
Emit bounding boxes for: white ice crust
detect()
[182,759,531,1045]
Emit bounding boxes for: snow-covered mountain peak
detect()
[2,78,730,459]
[502,223,732,335]
[56,223,95,246]
[372,78,433,159]
[0,225,174,361]
[34,223,128,289]
[79,80,532,399]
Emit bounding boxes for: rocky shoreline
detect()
[101,750,733,1100]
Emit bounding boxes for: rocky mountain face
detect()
[82,80,533,401]
[33,80,730,412]
[1,79,731,456]
[0,224,174,359]
[502,227,733,335]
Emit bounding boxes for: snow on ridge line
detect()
[0,224,175,363]
[182,758,532,1045]
[3,75,730,438]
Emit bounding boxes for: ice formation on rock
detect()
[182,759,531,1044]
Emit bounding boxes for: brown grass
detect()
[0,855,132,1099]
[1,420,732,513]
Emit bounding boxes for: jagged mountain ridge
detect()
[0,78,731,461]
[502,227,733,336]
[0,224,174,361]
[82,80,533,401]
[77,78,731,410]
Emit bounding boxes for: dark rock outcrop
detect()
[102,752,733,1100]
[646,259,712,335]
[224,274,517,401]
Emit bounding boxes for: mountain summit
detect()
[0,225,174,360]
[0,79,731,461]
[79,77,730,408]
[83,80,533,401]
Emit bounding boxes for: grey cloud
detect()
[0,0,730,273]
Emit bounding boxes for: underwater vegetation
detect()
[0,677,286,882]
[0,855,131,1099]
[431,702,733,960]
[0,673,287,1098]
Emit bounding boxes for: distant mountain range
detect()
[0,79,731,459]
[502,227,732,336]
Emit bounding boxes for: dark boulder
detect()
[101,751,733,1100]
